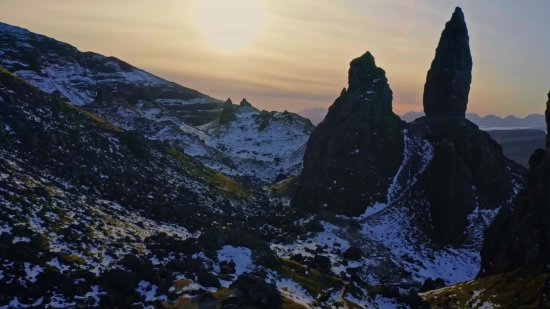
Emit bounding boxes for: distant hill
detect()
[301,108,546,129]
[297,107,328,125]
[402,111,545,129]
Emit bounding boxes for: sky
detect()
[0,0,548,117]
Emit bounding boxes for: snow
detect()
[136,281,167,302]
[47,258,69,273]
[217,245,254,275]
[24,263,43,282]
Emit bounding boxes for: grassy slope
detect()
[421,268,550,308]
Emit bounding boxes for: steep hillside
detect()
[0,68,403,309]
[0,22,313,183]
[187,98,314,182]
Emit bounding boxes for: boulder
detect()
[229,274,281,308]
[343,247,363,261]
[198,272,221,288]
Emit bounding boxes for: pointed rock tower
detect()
[412,7,524,243]
[219,98,236,124]
[292,52,405,216]
[423,7,472,117]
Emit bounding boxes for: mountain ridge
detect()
[0,20,313,183]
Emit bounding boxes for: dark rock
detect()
[304,220,325,232]
[412,114,524,244]
[240,98,253,108]
[198,272,221,288]
[197,293,220,308]
[229,274,281,308]
[293,51,405,216]
[423,7,472,117]
[219,98,237,124]
[343,247,363,261]
[100,269,137,294]
[220,261,236,275]
[312,255,332,271]
[419,277,446,292]
[290,253,303,262]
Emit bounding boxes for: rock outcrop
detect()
[423,7,472,117]
[478,90,550,277]
[292,51,405,216]
[240,98,253,108]
[219,98,237,124]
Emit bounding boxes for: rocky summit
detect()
[293,51,405,216]
[423,7,472,118]
[219,98,237,124]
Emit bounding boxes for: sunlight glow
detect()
[194,0,266,50]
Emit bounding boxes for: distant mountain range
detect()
[299,108,546,129]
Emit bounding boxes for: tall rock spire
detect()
[219,98,236,124]
[423,7,472,117]
[292,51,405,216]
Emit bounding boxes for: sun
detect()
[194,0,266,50]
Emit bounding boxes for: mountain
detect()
[421,91,550,308]
[400,110,546,128]
[297,108,328,125]
[0,22,313,183]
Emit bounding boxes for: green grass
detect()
[167,148,249,199]
[421,268,550,308]
[269,177,297,197]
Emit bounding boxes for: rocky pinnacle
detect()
[292,51,404,216]
[423,7,472,117]
[219,98,236,124]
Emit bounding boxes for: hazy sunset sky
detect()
[0,0,548,117]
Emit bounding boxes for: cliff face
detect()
[292,52,405,216]
[478,91,550,277]
[423,7,472,117]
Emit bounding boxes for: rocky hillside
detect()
[187,98,314,183]
[0,67,430,309]
[0,22,313,183]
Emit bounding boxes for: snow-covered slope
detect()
[185,102,314,181]
[0,22,312,182]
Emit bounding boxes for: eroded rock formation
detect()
[423,7,472,117]
[292,52,405,216]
